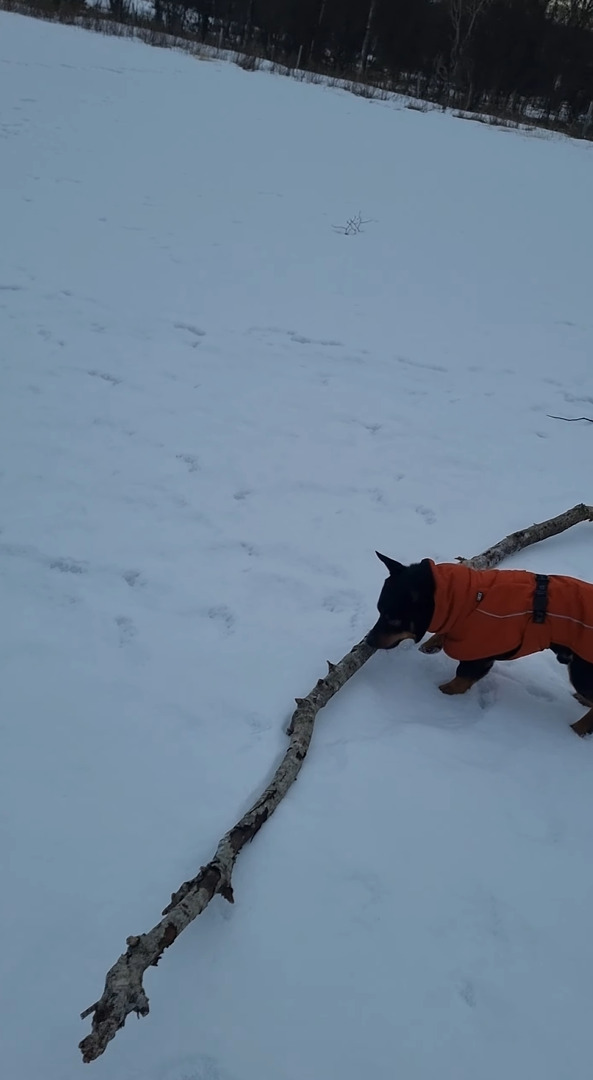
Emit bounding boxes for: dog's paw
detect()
[420,634,444,655]
[439,676,474,696]
[570,714,593,738]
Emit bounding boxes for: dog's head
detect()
[365,552,422,649]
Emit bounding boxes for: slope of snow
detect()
[2,12,593,1080]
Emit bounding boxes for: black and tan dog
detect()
[366,553,593,736]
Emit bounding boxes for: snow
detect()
[2,10,593,1079]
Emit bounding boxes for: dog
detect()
[366,552,593,737]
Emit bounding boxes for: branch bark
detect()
[79,501,593,1063]
[457,502,593,570]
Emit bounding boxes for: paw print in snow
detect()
[176,453,199,473]
[416,505,436,525]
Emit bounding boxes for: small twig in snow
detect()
[547,414,593,423]
[332,211,372,235]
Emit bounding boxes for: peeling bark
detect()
[80,502,593,1063]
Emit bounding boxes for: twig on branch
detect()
[80,501,593,1063]
[547,414,593,423]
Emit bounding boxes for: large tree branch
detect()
[79,502,593,1063]
[457,502,593,570]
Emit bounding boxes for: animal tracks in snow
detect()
[115,615,137,646]
[206,605,235,635]
[87,369,121,386]
[176,453,200,473]
[477,680,497,712]
[563,391,593,406]
[0,543,153,605]
[324,587,360,613]
[248,325,344,348]
[122,569,146,588]
[157,1054,238,1080]
[457,978,477,1008]
[396,355,447,374]
[415,505,437,525]
[49,555,88,575]
[322,589,364,626]
[521,681,557,704]
[0,542,89,576]
[173,322,206,346]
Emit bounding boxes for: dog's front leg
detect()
[439,658,495,696]
[420,633,445,654]
[571,705,593,737]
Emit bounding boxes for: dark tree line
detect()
[15,0,593,134]
[138,0,593,132]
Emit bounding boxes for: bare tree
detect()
[359,0,379,73]
[308,0,328,62]
[107,0,130,21]
[561,0,593,28]
[448,0,494,92]
[242,0,256,44]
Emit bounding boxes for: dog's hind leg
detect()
[567,654,593,736]
[439,676,477,695]
[439,658,495,695]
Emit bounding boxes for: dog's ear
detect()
[375,551,404,575]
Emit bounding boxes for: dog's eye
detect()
[387,619,402,629]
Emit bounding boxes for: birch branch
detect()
[79,501,593,1063]
[457,502,593,570]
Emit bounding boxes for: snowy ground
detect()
[2,12,593,1079]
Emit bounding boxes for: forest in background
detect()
[2,0,593,137]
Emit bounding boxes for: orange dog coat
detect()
[427,561,593,663]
